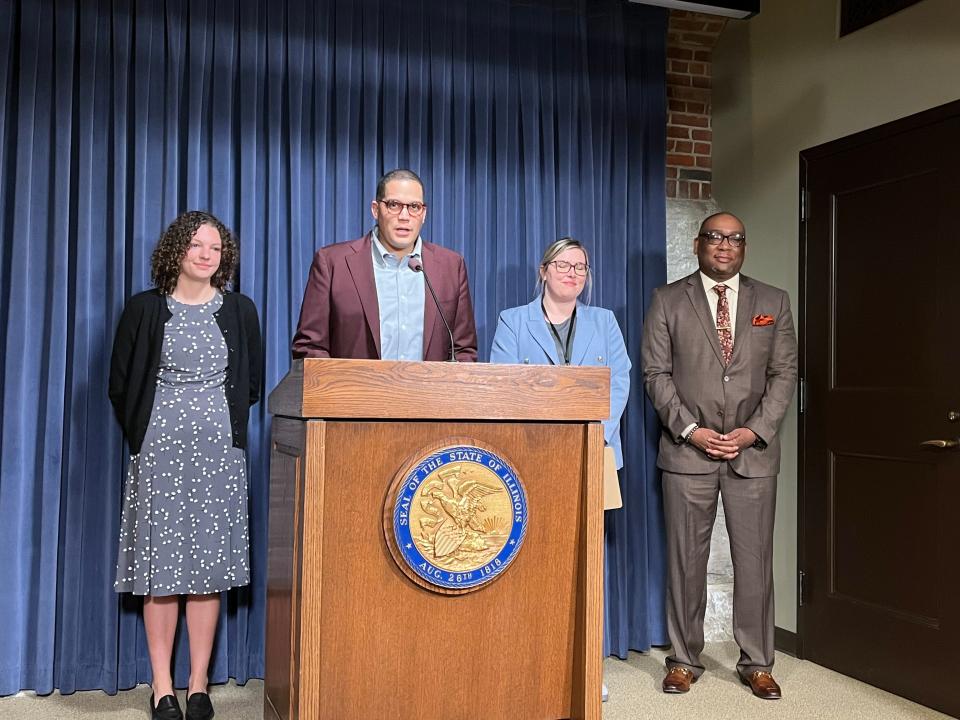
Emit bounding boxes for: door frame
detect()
[797,97,960,664]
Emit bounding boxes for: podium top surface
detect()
[269,358,610,421]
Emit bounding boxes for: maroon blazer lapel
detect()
[344,233,382,358]
[420,241,439,357]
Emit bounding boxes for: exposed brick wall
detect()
[666,11,727,201]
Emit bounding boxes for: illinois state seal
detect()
[385,441,529,594]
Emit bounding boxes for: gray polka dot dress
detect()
[114,293,250,596]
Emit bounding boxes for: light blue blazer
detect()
[489,298,631,468]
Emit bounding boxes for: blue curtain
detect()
[0,0,667,695]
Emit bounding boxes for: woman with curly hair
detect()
[109,210,261,720]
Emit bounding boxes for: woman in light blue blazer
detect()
[490,237,631,469]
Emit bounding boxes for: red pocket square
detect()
[752,314,775,326]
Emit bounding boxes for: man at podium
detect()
[292,168,478,362]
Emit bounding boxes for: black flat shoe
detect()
[186,691,215,720]
[151,693,184,720]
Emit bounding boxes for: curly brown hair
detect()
[150,210,239,294]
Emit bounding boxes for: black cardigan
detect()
[108,288,262,454]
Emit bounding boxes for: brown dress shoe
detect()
[741,670,782,699]
[662,666,697,693]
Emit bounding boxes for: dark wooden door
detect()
[800,100,960,718]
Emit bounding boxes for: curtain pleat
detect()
[0,0,667,694]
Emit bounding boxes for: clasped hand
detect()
[689,427,757,460]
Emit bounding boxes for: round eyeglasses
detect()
[698,231,746,248]
[379,199,427,217]
[546,260,590,276]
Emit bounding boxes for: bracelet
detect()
[683,424,699,443]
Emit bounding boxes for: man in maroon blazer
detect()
[292,169,478,362]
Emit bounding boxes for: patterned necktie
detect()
[714,283,734,365]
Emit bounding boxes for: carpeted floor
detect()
[0,642,952,719]
[602,642,953,720]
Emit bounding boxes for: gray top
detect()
[546,315,576,365]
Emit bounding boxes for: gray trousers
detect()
[662,463,776,678]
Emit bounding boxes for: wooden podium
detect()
[264,359,610,720]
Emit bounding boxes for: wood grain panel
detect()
[571,423,604,720]
[313,421,591,720]
[298,421,326,720]
[264,419,306,720]
[269,359,610,422]
[266,360,607,719]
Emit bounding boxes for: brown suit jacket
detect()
[641,271,797,477]
[291,234,478,361]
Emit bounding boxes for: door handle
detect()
[920,439,960,449]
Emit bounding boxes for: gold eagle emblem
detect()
[411,464,511,569]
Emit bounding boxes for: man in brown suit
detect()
[641,212,797,699]
[292,169,478,361]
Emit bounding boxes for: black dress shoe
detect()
[186,691,215,720]
[150,694,184,720]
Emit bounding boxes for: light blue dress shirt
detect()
[371,231,425,361]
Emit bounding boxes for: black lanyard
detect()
[541,298,577,365]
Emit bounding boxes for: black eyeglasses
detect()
[546,260,590,276]
[698,230,746,248]
[379,199,427,217]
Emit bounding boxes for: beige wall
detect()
[712,0,960,632]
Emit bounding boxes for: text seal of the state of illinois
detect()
[384,441,529,594]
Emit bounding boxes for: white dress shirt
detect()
[699,270,740,340]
